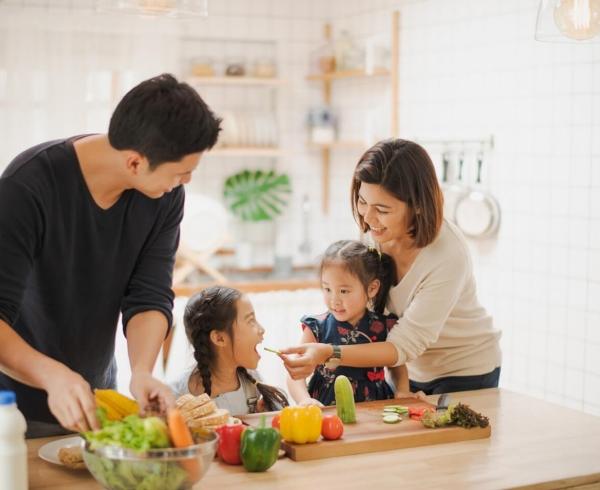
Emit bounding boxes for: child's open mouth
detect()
[254,341,262,359]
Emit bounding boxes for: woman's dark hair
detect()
[183,285,288,412]
[320,240,396,315]
[108,73,222,168]
[350,138,444,248]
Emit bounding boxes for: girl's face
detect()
[321,263,379,326]
[231,295,265,370]
[356,182,410,245]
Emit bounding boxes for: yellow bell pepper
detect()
[279,405,322,444]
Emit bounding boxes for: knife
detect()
[436,393,451,412]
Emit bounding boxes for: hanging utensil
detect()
[442,149,467,223]
[454,151,501,239]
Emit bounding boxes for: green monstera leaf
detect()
[223,169,291,222]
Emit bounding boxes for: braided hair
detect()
[237,367,289,412]
[320,240,397,315]
[183,285,289,410]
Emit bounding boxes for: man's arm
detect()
[121,187,185,413]
[126,310,175,414]
[0,320,99,431]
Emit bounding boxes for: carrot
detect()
[167,408,202,482]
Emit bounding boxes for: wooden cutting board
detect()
[241,398,491,461]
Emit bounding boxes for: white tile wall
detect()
[1,0,599,415]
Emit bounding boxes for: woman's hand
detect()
[298,397,325,408]
[394,390,427,401]
[130,371,176,416]
[279,343,333,380]
[44,365,99,433]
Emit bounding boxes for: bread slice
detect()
[188,408,230,430]
[176,393,211,412]
[181,400,218,421]
[58,445,85,470]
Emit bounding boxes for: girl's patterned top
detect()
[303,310,398,405]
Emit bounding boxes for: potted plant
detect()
[223,169,291,267]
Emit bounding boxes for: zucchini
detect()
[334,375,356,424]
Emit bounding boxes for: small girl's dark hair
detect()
[320,240,396,315]
[183,285,289,411]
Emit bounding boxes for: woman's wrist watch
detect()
[324,345,342,370]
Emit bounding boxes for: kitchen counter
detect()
[27,389,600,489]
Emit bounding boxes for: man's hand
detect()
[130,371,175,416]
[44,366,99,433]
[279,343,333,380]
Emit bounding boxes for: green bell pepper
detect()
[240,415,281,472]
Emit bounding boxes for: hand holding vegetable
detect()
[130,371,176,416]
[279,343,332,380]
[44,364,99,433]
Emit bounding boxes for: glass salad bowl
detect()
[82,431,218,490]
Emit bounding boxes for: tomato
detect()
[321,414,344,440]
[271,414,281,429]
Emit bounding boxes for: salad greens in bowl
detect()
[82,410,218,490]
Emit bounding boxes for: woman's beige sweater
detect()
[385,219,502,382]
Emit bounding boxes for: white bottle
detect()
[0,391,28,490]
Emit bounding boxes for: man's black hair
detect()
[108,73,221,168]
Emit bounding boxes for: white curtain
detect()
[0,4,182,170]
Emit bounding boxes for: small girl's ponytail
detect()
[372,251,396,315]
[238,368,289,412]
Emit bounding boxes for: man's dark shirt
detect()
[0,138,183,423]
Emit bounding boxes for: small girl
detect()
[287,240,409,406]
[171,285,289,415]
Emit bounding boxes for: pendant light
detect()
[535,0,600,42]
[96,0,208,18]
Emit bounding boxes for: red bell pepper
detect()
[215,423,245,465]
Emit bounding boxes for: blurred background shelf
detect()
[306,68,390,81]
[187,76,285,86]
[208,147,282,157]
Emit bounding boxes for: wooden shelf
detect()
[309,12,399,214]
[306,68,390,82]
[208,147,282,157]
[187,76,284,87]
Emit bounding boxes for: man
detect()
[0,73,221,437]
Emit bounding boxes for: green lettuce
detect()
[83,408,170,451]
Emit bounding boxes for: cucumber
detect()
[383,414,401,424]
[334,375,356,424]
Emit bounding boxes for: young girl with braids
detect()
[171,285,288,415]
[287,240,410,406]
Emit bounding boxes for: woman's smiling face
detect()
[356,182,411,245]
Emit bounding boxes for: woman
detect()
[282,139,501,394]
